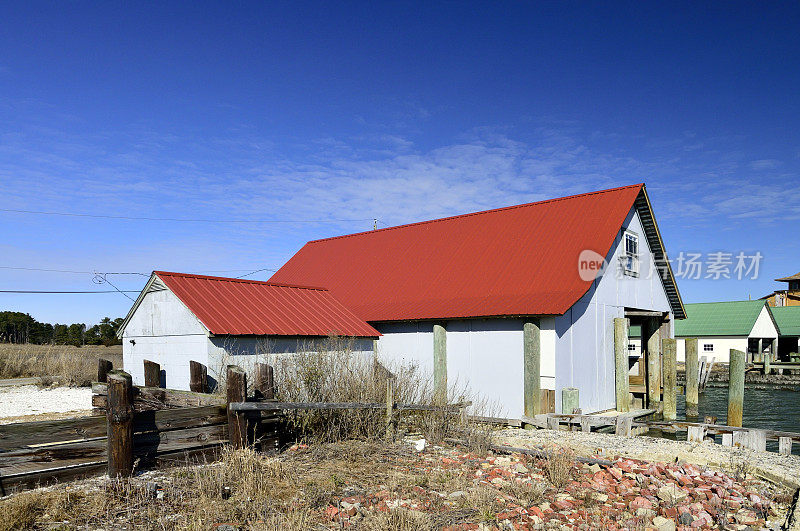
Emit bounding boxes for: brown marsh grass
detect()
[0,343,122,386]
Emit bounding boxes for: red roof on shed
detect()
[154,271,379,337]
[270,184,654,322]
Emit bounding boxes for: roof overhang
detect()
[634,186,686,320]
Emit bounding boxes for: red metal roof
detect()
[154,271,380,337]
[269,184,650,322]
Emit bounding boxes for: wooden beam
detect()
[226,365,248,449]
[684,338,699,417]
[106,370,134,478]
[143,360,161,388]
[613,317,630,412]
[523,319,541,418]
[433,323,447,402]
[645,317,662,411]
[189,361,207,393]
[662,338,677,421]
[254,363,274,400]
[97,359,113,383]
[728,349,745,427]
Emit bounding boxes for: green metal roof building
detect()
[673,300,778,363]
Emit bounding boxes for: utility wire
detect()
[0,290,140,294]
[92,272,136,301]
[0,208,376,224]
[235,267,276,279]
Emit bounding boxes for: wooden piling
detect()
[189,361,207,393]
[763,350,771,375]
[613,317,630,413]
[226,365,248,449]
[727,349,745,427]
[561,387,579,415]
[645,318,661,411]
[106,370,133,478]
[546,416,559,431]
[687,425,706,443]
[254,363,274,400]
[745,429,766,452]
[97,358,113,383]
[684,338,699,417]
[779,437,792,455]
[615,416,632,437]
[523,320,541,419]
[662,338,677,421]
[143,359,161,388]
[433,323,447,402]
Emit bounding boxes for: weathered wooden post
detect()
[687,425,706,443]
[662,338,677,421]
[645,318,662,411]
[226,365,248,449]
[433,323,447,402]
[561,387,579,415]
[523,320,541,420]
[254,363,274,400]
[385,376,395,440]
[685,338,699,417]
[779,437,792,455]
[189,361,208,393]
[763,349,771,375]
[143,359,161,388]
[613,318,630,413]
[106,370,133,478]
[97,358,113,383]
[728,349,745,427]
[615,415,632,437]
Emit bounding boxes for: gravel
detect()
[0,384,92,423]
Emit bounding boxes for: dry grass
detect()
[540,445,575,490]
[0,343,122,387]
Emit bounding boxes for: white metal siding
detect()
[122,287,209,389]
[554,207,673,414]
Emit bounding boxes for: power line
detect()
[235,267,276,279]
[0,290,139,294]
[92,273,137,301]
[0,208,376,224]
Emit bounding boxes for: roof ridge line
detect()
[154,271,328,291]
[306,183,644,244]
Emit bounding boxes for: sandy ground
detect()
[0,384,92,425]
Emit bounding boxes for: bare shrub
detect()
[541,445,574,490]
[728,447,751,482]
[504,479,546,507]
[361,508,435,530]
[465,486,500,524]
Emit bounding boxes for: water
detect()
[658,384,800,455]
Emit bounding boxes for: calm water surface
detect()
[655,385,800,455]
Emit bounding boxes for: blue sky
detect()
[1,2,798,325]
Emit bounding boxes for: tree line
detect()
[0,311,124,346]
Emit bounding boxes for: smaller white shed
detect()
[117,271,379,390]
[675,300,778,363]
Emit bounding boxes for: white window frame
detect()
[621,230,639,277]
[703,343,714,352]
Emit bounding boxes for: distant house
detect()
[271,184,685,416]
[675,300,778,363]
[771,306,800,360]
[763,271,800,307]
[117,271,379,389]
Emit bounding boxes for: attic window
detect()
[622,231,639,277]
